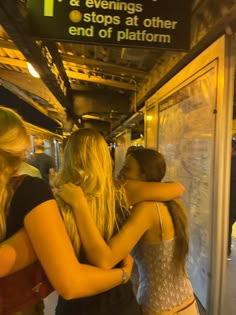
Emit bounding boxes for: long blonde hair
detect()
[0,106,30,240]
[54,128,126,255]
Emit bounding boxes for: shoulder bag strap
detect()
[5,174,27,217]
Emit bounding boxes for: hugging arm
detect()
[0,200,133,300]
[58,184,153,269]
[123,180,185,206]
[24,199,133,299]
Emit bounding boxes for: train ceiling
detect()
[0,0,235,139]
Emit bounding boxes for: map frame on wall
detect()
[158,63,217,308]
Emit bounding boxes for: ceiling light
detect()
[27,62,40,78]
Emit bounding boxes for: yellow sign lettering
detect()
[44,0,54,17]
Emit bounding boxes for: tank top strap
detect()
[156,202,164,241]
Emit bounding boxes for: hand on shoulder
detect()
[56,183,86,208]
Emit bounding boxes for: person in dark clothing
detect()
[228,138,236,259]
[27,141,55,183]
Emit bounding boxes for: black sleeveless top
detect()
[6,175,54,238]
[56,280,141,315]
[56,215,141,315]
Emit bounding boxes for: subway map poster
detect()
[158,66,217,308]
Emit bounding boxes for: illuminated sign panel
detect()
[28,0,191,50]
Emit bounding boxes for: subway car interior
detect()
[1,0,236,314]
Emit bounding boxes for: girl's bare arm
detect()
[124,180,185,206]
[0,200,133,300]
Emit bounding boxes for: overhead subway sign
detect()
[28,0,191,50]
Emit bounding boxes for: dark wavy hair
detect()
[127,148,189,274]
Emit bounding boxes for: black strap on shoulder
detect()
[11,174,27,191]
[5,175,27,217]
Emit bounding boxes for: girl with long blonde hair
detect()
[54,128,119,256]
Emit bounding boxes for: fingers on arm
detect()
[0,229,37,277]
[24,199,131,299]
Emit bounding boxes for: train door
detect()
[144,34,235,315]
[53,138,63,172]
